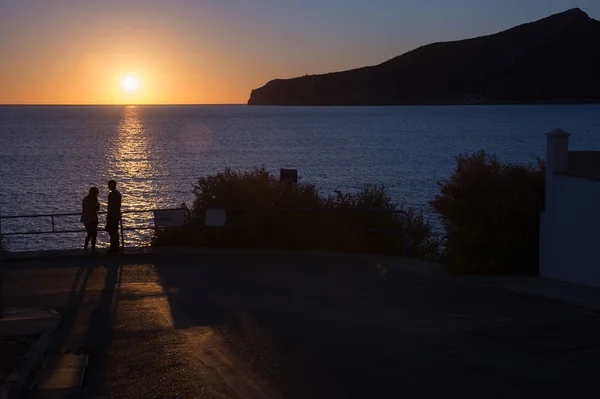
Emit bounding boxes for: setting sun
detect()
[122,76,140,91]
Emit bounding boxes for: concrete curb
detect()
[0,310,62,399]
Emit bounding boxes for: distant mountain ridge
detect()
[248,9,600,105]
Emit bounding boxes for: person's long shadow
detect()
[80,257,122,396]
[48,258,101,356]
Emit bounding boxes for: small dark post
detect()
[280,168,298,205]
[279,169,298,185]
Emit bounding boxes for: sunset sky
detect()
[1,0,599,105]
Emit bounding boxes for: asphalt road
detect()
[3,253,600,398]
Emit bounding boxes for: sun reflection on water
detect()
[108,106,163,246]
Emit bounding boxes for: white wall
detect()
[540,173,600,287]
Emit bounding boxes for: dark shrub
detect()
[191,167,321,210]
[431,151,545,274]
[321,185,440,258]
[153,168,439,258]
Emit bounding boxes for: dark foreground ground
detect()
[0,335,37,383]
[3,253,600,398]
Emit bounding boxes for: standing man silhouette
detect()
[106,180,122,253]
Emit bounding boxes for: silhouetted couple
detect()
[80,180,122,253]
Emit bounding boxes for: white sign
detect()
[205,209,227,227]
[154,209,186,228]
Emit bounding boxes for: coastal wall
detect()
[540,173,600,287]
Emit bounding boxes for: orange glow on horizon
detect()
[0,43,267,105]
[0,4,384,105]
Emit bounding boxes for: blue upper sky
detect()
[1,0,598,103]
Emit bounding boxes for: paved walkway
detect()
[2,250,600,398]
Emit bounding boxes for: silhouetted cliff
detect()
[248,9,600,105]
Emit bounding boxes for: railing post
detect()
[120,215,125,249]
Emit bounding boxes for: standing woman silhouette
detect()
[81,187,100,252]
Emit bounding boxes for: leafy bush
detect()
[191,167,321,210]
[153,167,440,258]
[321,187,440,258]
[431,151,545,274]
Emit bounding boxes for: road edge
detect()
[0,310,62,399]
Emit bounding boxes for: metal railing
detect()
[0,207,411,250]
[0,208,186,249]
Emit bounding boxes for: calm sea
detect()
[1,104,600,251]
